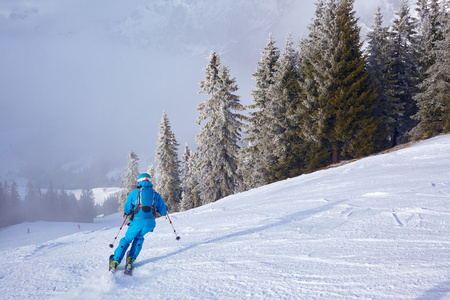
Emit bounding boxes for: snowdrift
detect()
[1,135,449,299]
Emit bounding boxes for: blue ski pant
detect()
[113,218,155,264]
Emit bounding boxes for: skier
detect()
[110,173,167,274]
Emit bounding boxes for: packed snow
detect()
[1,135,449,299]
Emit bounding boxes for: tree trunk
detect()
[332,148,339,164]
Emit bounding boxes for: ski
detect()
[124,261,132,276]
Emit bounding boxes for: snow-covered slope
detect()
[1,135,449,299]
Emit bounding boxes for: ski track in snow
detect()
[0,135,450,299]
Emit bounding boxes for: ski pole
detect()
[166,213,180,240]
[109,215,129,248]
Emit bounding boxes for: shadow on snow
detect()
[137,199,346,266]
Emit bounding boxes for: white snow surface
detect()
[1,135,449,299]
[70,187,122,205]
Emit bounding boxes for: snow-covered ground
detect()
[1,135,449,299]
[70,187,122,205]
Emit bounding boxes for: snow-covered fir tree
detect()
[147,164,157,191]
[155,111,181,212]
[119,150,140,217]
[414,0,442,82]
[266,33,303,181]
[411,0,450,139]
[366,7,403,149]
[297,0,340,169]
[324,0,380,160]
[179,144,200,211]
[179,145,191,211]
[298,0,381,168]
[196,51,244,204]
[239,34,280,190]
[389,0,419,143]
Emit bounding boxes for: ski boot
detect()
[109,255,119,272]
[124,251,135,276]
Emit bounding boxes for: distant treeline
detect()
[0,181,120,228]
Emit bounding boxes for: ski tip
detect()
[124,267,133,276]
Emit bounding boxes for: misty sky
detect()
[0,0,399,185]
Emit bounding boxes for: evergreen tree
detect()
[119,150,140,217]
[8,182,21,225]
[411,1,450,138]
[190,152,201,209]
[390,0,419,143]
[0,181,22,227]
[300,0,381,166]
[180,144,200,211]
[414,0,442,82]
[78,188,96,223]
[293,41,319,172]
[58,189,77,222]
[99,192,120,216]
[296,39,323,171]
[240,34,280,189]
[324,0,380,160]
[44,181,58,221]
[156,111,181,212]
[147,164,157,191]
[179,144,191,211]
[196,51,244,204]
[0,182,5,227]
[65,192,78,222]
[24,181,40,221]
[298,0,340,170]
[366,7,403,149]
[24,182,44,222]
[0,182,11,226]
[267,33,305,180]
